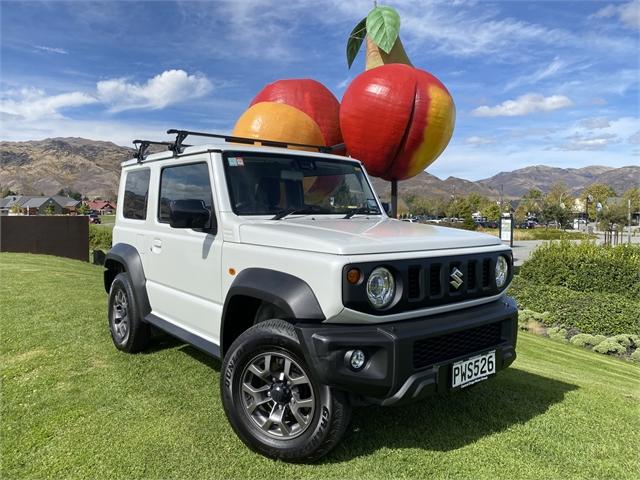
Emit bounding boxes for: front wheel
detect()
[221,319,351,463]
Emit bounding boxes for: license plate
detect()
[451,351,496,388]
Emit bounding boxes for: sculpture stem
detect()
[365,36,412,71]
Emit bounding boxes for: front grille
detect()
[408,266,421,299]
[482,259,491,288]
[342,251,511,315]
[413,322,503,369]
[429,264,441,296]
[467,260,477,291]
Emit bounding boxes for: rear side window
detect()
[158,163,214,229]
[123,169,150,220]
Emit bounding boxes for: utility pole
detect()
[500,184,504,213]
[629,198,632,245]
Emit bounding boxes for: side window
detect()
[158,163,214,229]
[123,169,150,220]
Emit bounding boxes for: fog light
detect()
[347,349,366,370]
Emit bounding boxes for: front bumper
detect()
[295,296,518,405]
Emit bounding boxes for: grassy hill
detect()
[1,253,638,479]
[1,137,638,201]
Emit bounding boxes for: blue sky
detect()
[1,0,638,180]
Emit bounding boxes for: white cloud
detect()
[0,87,96,120]
[629,130,640,145]
[471,94,573,117]
[580,117,611,129]
[33,45,68,55]
[464,136,494,146]
[0,70,214,121]
[96,70,212,112]
[557,133,620,151]
[594,1,640,30]
[336,76,352,90]
[504,57,565,91]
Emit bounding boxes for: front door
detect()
[142,157,223,344]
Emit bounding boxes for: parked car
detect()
[88,213,101,224]
[104,130,517,462]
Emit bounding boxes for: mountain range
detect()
[1,137,638,199]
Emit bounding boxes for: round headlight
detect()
[366,267,395,308]
[495,256,509,289]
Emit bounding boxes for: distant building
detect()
[0,195,81,215]
[86,200,117,214]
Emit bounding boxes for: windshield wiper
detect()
[343,205,381,219]
[271,205,331,220]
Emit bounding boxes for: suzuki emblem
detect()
[450,267,464,290]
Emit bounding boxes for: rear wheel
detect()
[107,272,150,353]
[221,319,351,462]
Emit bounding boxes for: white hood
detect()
[238,217,501,255]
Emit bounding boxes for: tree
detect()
[481,203,501,222]
[465,193,490,214]
[540,203,569,228]
[44,203,56,215]
[1,187,17,197]
[58,187,82,201]
[9,204,22,215]
[514,204,527,224]
[622,187,640,213]
[546,183,573,210]
[581,183,617,218]
[521,188,543,216]
[598,203,627,231]
[77,203,90,215]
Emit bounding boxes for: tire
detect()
[107,272,151,353]
[221,319,351,463]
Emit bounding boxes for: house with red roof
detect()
[86,200,117,214]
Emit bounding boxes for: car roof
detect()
[121,143,360,168]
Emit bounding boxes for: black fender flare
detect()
[103,243,151,316]
[221,268,325,353]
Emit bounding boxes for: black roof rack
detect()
[166,129,344,155]
[133,140,174,162]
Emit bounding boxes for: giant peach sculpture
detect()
[342,5,455,182]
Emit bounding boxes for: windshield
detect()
[223,152,381,216]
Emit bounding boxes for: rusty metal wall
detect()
[0,216,89,262]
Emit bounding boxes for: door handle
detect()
[151,238,162,254]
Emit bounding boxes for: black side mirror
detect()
[169,199,211,229]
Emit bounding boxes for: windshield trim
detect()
[221,150,384,217]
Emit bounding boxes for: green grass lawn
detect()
[1,253,638,479]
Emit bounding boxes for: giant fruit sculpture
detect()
[232,79,342,149]
[341,5,455,182]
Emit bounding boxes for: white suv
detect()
[104,130,517,462]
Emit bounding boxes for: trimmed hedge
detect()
[509,276,640,335]
[518,241,640,300]
[89,225,112,251]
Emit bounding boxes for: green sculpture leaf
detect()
[366,6,400,54]
[346,17,367,69]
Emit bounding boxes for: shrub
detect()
[593,339,627,355]
[570,334,599,348]
[518,241,640,300]
[89,225,112,251]
[611,334,633,348]
[547,326,568,342]
[593,335,607,345]
[509,277,640,335]
[631,350,640,363]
